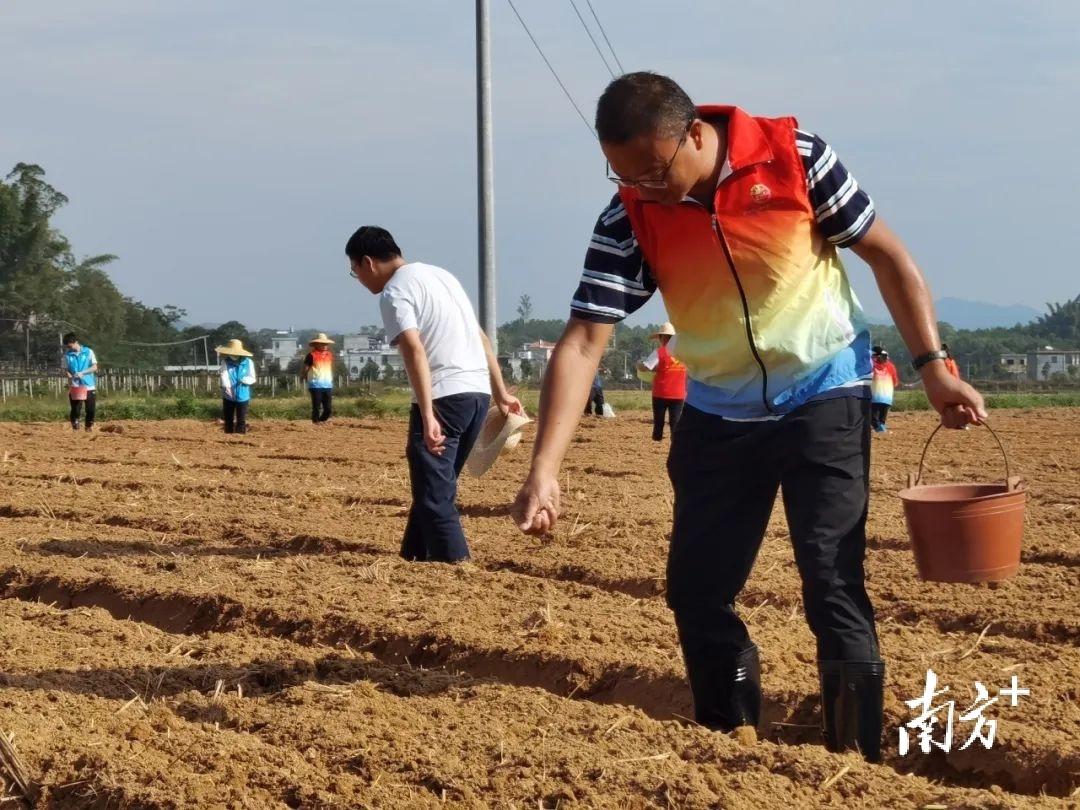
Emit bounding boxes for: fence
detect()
[0,372,356,401]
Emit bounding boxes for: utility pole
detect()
[476,0,497,351]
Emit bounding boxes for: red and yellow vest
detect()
[652,343,687,400]
[619,106,867,418]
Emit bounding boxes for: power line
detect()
[0,316,86,330]
[568,0,615,78]
[584,0,625,74]
[504,0,596,138]
[118,335,208,347]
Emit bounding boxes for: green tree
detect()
[361,359,380,382]
[497,318,567,351]
[516,294,533,324]
[519,358,534,382]
[62,254,125,351]
[0,163,191,369]
[0,164,74,365]
[0,163,72,319]
[1033,295,1080,343]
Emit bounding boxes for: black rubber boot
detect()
[819,660,885,763]
[685,644,762,731]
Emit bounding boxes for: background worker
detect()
[870,346,900,433]
[61,333,98,432]
[637,322,687,440]
[584,368,606,417]
[942,343,961,379]
[346,225,521,563]
[217,339,256,434]
[302,333,336,423]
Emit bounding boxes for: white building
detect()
[511,340,557,381]
[999,353,1028,375]
[265,330,300,370]
[342,334,403,381]
[1026,348,1080,381]
[517,340,557,362]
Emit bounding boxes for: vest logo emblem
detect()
[749,183,771,204]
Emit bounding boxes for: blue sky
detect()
[2,0,1076,331]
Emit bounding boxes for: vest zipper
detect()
[710,214,774,415]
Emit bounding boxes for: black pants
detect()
[666,397,880,666]
[652,397,684,441]
[69,392,96,429]
[870,402,890,430]
[310,388,332,422]
[402,393,490,563]
[223,399,249,434]
[585,385,605,416]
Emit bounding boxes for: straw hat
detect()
[651,322,676,339]
[309,333,335,345]
[215,338,253,357]
[465,407,532,477]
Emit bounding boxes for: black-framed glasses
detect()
[605,121,692,189]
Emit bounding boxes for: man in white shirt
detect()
[346,225,521,563]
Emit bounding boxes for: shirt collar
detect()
[678,105,770,203]
[696,105,775,171]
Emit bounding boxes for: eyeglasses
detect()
[605,122,692,189]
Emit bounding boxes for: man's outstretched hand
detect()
[512,471,560,536]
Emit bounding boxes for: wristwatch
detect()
[911,349,949,372]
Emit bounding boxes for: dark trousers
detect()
[652,397,684,441]
[870,402,890,430]
[69,392,96,429]
[310,388,333,422]
[223,399,249,434]
[666,397,880,667]
[585,385,605,416]
[402,393,490,563]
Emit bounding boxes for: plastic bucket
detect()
[897,423,1025,583]
[69,385,88,401]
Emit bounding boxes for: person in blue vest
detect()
[61,333,99,432]
[216,339,256,434]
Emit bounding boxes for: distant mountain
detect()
[865,298,1042,330]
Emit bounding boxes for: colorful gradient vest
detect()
[307,348,334,389]
[618,106,868,418]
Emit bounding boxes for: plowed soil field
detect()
[0,409,1077,808]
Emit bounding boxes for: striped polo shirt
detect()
[571,127,876,420]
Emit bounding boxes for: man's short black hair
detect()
[595,71,696,143]
[345,226,402,263]
[63,332,78,346]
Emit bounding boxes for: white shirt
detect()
[380,262,491,401]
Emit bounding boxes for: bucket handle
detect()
[910,421,1020,490]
